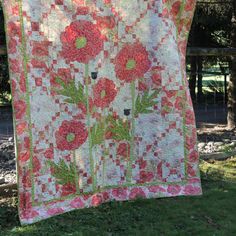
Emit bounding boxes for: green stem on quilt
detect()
[73,150,80,193]
[85,63,96,191]
[127,81,136,182]
[18,0,35,202]
[101,109,108,187]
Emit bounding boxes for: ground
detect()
[0,157,236,236]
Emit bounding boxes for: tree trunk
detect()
[189,56,197,102]
[197,57,203,103]
[227,0,236,129]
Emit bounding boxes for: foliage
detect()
[53,77,86,106]
[90,120,106,147]
[106,115,131,141]
[47,159,76,185]
[134,90,159,117]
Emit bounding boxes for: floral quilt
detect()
[3,0,201,225]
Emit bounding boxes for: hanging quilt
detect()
[2,0,202,225]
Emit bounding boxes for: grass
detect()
[0,158,236,236]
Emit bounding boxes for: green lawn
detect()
[1,158,236,236]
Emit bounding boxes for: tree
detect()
[187,0,233,102]
[227,0,236,129]
[0,5,10,103]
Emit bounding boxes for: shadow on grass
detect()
[1,160,236,236]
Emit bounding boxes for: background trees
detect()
[227,0,236,129]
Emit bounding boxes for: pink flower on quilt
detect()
[22,170,32,188]
[60,20,104,63]
[19,72,26,93]
[7,21,21,38]
[32,41,51,57]
[16,121,27,135]
[171,1,181,18]
[19,150,30,162]
[138,171,154,183]
[117,143,130,158]
[185,0,195,11]
[112,187,128,200]
[19,192,32,211]
[148,185,166,193]
[187,164,196,177]
[9,58,21,73]
[33,156,41,174]
[47,208,64,216]
[115,42,151,82]
[70,197,85,208]
[14,100,27,119]
[61,183,76,197]
[44,146,54,159]
[75,6,89,15]
[8,38,17,54]
[189,150,198,162]
[185,109,195,125]
[56,120,88,151]
[91,194,103,206]
[186,135,196,150]
[184,185,201,195]
[167,185,181,195]
[93,78,117,109]
[174,96,183,111]
[129,187,146,199]
[31,59,48,70]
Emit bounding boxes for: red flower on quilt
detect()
[91,194,103,206]
[185,109,195,125]
[61,183,76,197]
[112,187,128,200]
[60,20,104,63]
[9,58,21,74]
[171,1,181,18]
[93,78,117,109]
[138,170,154,183]
[14,100,27,119]
[70,197,85,208]
[22,170,32,189]
[8,38,17,54]
[129,187,146,199]
[73,6,89,16]
[115,42,151,82]
[184,185,201,195]
[7,21,21,38]
[117,142,130,158]
[50,68,73,88]
[19,72,27,93]
[33,156,41,174]
[47,208,64,216]
[96,16,116,29]
[185,0,195,11]
[32,41,51,57]
[167,185,181,195]
[55,120,88,151]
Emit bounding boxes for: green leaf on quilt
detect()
[91,121,106,147]
[106,115,131,141]
[134,89,160,116]
[53,77,87,105]
[47,159,76,185]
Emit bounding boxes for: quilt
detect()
[2,0,202,225]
